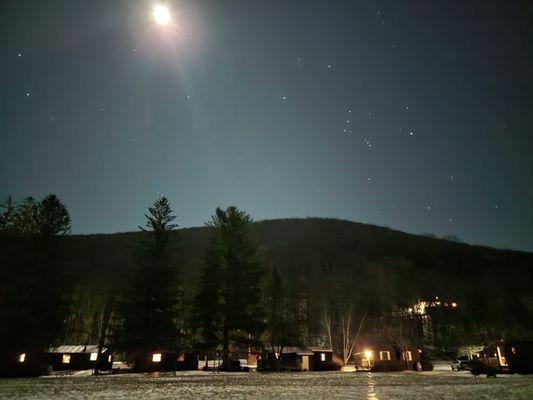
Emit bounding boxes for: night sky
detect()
[1,0,532,251]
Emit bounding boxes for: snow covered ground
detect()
[1,370,532,399]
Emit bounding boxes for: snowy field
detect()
[1,370,533,399]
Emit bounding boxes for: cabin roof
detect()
[49,345,105,354]
[307,346,333,353]
[282,346,314,356]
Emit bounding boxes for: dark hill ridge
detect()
[67,217,533,273]
[66,217,533,305]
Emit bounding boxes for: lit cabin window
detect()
[152,353,162,363]
[405,351,412,361]
[62,354,71,364]
[108,355,112,363]
[320,353,326,362]
[90,352,98,361]
[19,353,26,363]
[379,351,391,361]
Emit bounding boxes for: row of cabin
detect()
[5,343,420,375]
[11,340,532,376]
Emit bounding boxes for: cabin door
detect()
[301,356,310,371]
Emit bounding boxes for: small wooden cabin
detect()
[280,347,314,371]
[134,351,198,372]
[308,347,339,371]
[0,351,49,377]
[353,341,421,372]
[44,345,112,371]
[479,341,533,374]
[258,347,314,371]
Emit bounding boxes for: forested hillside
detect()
[3,217,533,357]
[59,219,533,350]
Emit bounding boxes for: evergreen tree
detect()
[263,265,300,369]
[194,241,223,350]
[36,195,71,236]
[195,206,264,368]
[115,196,180,356]
[0,196,16,233]
[0,194,72,368]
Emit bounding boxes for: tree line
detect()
[2,194,533,370]
[0,195,304,370]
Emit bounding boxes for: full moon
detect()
[153,5,171,25]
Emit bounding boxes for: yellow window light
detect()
[18,353,26,363]
[152,353,162,363]
[62,354,71,364]
[90,352,98,361]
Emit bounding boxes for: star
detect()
[327,64,332,69]
[18,52,22,57]
[427,205,431,210]
[282,96,287,100]
[26,92,30,97]
[409,131,414,136]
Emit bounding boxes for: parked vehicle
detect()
[451,355,474,371]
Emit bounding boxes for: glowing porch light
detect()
[152,353,162,362]
[18,353,26,363]
[451,302,457,308]
[364,350,373,360]
[90,352,98,361]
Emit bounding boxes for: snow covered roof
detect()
[307,346,333,353]
[282,347,313,356]
[49,345,106,354]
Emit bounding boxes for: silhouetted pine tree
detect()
[115,196,180,356]
[194,240,223,351]
[0,194,72,370]
[195,206,264,369]
[263,265,300,370]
